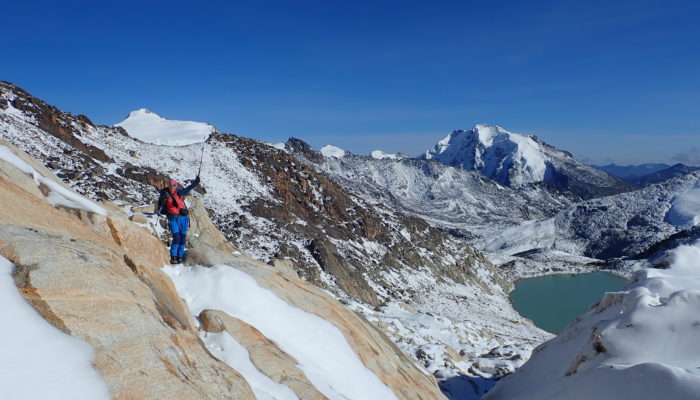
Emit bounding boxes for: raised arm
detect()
[178,176,200,196]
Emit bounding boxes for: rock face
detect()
[0,140,447,399]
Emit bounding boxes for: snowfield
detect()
[164,264,399,400]
[485,240,700,400]
[115,108,213,146]
[0,257,110,400]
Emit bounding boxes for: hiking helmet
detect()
[168,179,178,186]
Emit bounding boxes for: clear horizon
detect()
[3,0,699,166]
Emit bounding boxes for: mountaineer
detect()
[157,176,200,264]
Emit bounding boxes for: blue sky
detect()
[3,0,699,165]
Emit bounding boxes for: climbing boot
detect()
[170,256,178,264]
[177,257,184,264]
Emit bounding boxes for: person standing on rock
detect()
[157,176,200,264]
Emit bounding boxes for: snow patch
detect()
[370,150,400,160]
[0,256,110,400]
[320,145,346,158]
[115,108,213,146]
[201,331,299,400]
[164,264,398,400]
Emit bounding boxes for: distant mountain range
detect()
[595,163,700,186]
[593,163,671,179]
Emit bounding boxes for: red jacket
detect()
[164,192,185,214]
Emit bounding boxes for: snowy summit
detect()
[320,145,346,158]
[370,150,402,160]
[114,109,214,146]
[421,124,548,187]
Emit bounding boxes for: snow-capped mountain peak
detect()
[423,124,548,187]
[320,145,346,158]
[370,150,403,160]
[114,108,214,146]
[421,124,635,198]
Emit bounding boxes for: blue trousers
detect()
[169,215,190,258]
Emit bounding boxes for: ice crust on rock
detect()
[0,257,110,400]
[115,108,213,146]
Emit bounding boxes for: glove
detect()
[194,175,200,185]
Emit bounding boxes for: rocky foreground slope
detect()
[0,139,445,399]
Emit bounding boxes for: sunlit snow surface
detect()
[202,331,299,400]
[320,145,346,158]
[115,108,213,146]
[164,264,398,400]
[485,241,700,400]
[665,181,700,229]
[0,257,110,399]
[370,150,401,160]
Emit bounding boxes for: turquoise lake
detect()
[509,272,629,334]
